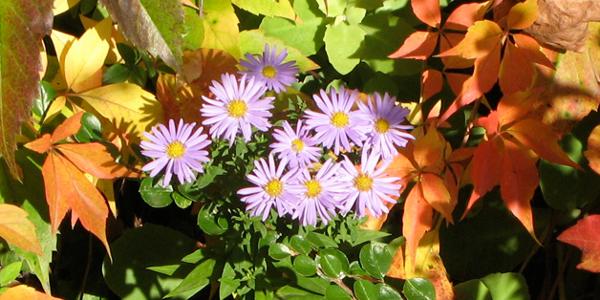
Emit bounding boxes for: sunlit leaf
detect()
[507,0,538,30]
[557,214,600,273]
[201,0,241,58]
[324,22,366,75]
[0,204,42,255]
[438,20,502,59]
[410,0,440,28]
[232,0,295,19]
[388,31,438,60]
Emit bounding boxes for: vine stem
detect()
[78,234,93,300]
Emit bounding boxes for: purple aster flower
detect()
[304,86,369,154]
[201,73,274,146]
[238,155,298,221]
[358,92,414,160]
[338,149,401,218]
[141,119,211,186]
[239,44,299,93]
[270,120,322,169]
[288,160,347,226]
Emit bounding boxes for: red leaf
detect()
[51,111,84,143]
[411,0,441,27]
[558,214,600,273]
[499,41,534,95]
[420,173,454,222]
[421,69,443,101]
[464,138,503,217]
[56,143,138,179]
[444,2,489,31]
[402,183,433,266]
[389,31,438,60]
[500,141,539,241]
[506,118,580,168]
[512,33,554,69]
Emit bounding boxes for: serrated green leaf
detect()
[403,278,435,300]
[232,0,295,19]
[101,0,184,70]
[0,0,53,178]
[316,0,347,16]
[202,0,241,58]
[324,22,366,74]
[239,30,319,72]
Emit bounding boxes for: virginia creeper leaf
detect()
[507,0,538,30]
[402,183,433,267]
[100,0,184,70]
[388,31,438,60]
[0,204,42,255]
[410,0,440,28]
[0,0,53,178]
[438,20,502,59]
[421,69,443,101]
[557,214,600,273]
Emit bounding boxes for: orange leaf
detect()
[500,141,539,241]
[512,33,554,69]
[56,143,137,179]
[389,31,438,60]
[438,20,502,59]
[497,90,536,127]
[464,138,503,217]
[421,69,443,101]
[402,183,433,267]
[499,41,534,94]
[24,134,52,154]
[584,124,600,175]
[506,118,580,168]
[386,147,417,181]
[0,204,42,255]
[0,285,61,300]
[439,32,474,69]
[386,242,405,279]
[413,126,447,173]
[43,152,111,257]
[420,173,454,222]
[410,0,441,27]
[444,72,470,96]
[507,0,538,30]
[557,214,600,273]
[51,111,84,143]
[444,1,490,31]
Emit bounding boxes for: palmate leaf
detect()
[0,204,42,255]
[0,0,53,178]
[558,214,600,273]
[101,0,184,70]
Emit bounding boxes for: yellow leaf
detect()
[202,0,241,58]
[80,16,125,64]
[76,83,164,138]
[0,284,61,300]
[64,20,110,92]
[52,0,80,15]
[438,20,503,59]
[0,204,42,255]
[43,96,67,124]
[507,0,538,30]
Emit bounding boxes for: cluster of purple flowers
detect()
[140,45,414,226]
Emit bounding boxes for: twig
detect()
[78,234,94,300]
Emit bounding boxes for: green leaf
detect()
[326,284,352,300]
[290,235,314,255]
[0,261,21,287]
[195,164,226,189]
[359,242,392,279]
[403,278,435,300]
[354,279,379,300]
[316,0,347,17]
[139,177,173,208]
[0,0,53,178]
[220,263,240,300]
[293,254,317,276]
[317,248,349,279]
[377,283,403,300]
[268,243,292,260]
[351,229,390,246]
[276,285,323,299]
[259,0,325,56]
[202,0,241,58]
[101,0,184,70]
[454,280,493,300]
[172,191,192,209]
[324,22,366,75]
[232,0,295,19]
[103,64,131,84]
[481,273,529,300]
[306,232,337,248]
[239,30,319,72]
[182,249,205,264]
[166,258,216,298]
[348,261,368,276]
[33,81,56,119]
[197,204,229,235]
[183,7,204,50]
[103,224,197,300]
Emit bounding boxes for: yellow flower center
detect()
[227,100,248,118]
[166,141,186,159]
[331,112,349,128]
[375,118,390,133]
[305,179,322,198]
[264,179,284,197]
[354,174,373,192]
[262,65,277,78]
[291,138,304,153]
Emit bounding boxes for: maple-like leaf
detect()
[388,31,439,60]
[201,0,241,58]
[0,0,53,178]
[0,204,43,255]
[101,0,184,70]
[25,112,136,257]
[558,214,600,273]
